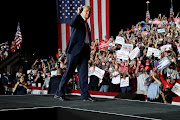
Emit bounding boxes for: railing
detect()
[0,51,20,73]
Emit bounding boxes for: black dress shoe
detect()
[54,95,60,99]
[59,97,70,101]
[83,97,97,102]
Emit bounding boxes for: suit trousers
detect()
[55,44,90,99]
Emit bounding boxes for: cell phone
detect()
[43,59,47,62]
[80,6,83,13]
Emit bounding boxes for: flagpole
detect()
[170,0,174,17]
[146,1,150,11]
[146,1,150,23]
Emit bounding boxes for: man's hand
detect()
[77,6,83,14]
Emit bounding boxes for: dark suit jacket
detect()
[66,14,91,58]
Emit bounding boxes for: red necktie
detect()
[85,21,91,46]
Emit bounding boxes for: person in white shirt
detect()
[109,66,121,92]
[135,63,149,95]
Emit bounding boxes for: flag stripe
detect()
[66,24,70,46]
[101,0,106,40]
[106,0,110,39]
[61,24,67,52]
[93,0,99,41]
[98,0,102,40]
[89,0,95,41]
[58,24,62,50]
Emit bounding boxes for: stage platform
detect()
[0,95,180,120]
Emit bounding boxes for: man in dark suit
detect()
[55,6,95,102]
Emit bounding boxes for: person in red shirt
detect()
[11,41,16,52]
[160,70,173,90]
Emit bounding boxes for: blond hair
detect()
[82,5,92,10]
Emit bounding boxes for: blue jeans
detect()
[100,85,109,92]
[121,86,132,93]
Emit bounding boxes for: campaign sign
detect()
[171,83,180,96]
[115,36,125,45]
[177,45,180,53]
[175,17,180,23]
[121,43,133,52]
[142,31,149,35]
[152,19,161,24]
[157,28,166,34]
[94,67,105,79]
[154,56,171,71]
[147,47,161,59]
[120,77,129,87]
[99,41,109,50]
[160,44,172,52]
[129,47,140,60]
[116,50,129,60]
[88,67,94,76]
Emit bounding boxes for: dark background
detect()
[0,0,180,58]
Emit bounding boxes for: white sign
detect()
[121,43,133,52]
[157,28,166,33]
[116,50,129,60]
[88,67,94,76]
[120,77,129,87]
[94,67,105,79]
[32,83,36,87]
[88,67,105,79]
[160,44,172,52]
[51,70,57,77]
[171,83,180,96]
[177,45,180,53]
[115,36,125,45]
[129,47,140,60]
[147,47,161,59]
[38,83,41,87]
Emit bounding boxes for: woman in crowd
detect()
[14,75,28,95]
[99,69,110,92]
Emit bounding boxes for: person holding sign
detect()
[120,72,133,93]
[135,62,149,95]
[99,70,110,92]
[145,71,163,102]
[160,70,174,90]
[109,66,121,92]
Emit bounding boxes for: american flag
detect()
[146,10,150,23]
[99,41,109,50]
[56,0,110,52]
[170,7,174,16]
[14,22,22,49]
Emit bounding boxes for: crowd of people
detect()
[1,13,180,104]
[0,41,19,62]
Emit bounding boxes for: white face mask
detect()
[102,63,105,66]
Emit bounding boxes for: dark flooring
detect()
[0,95,180,120]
